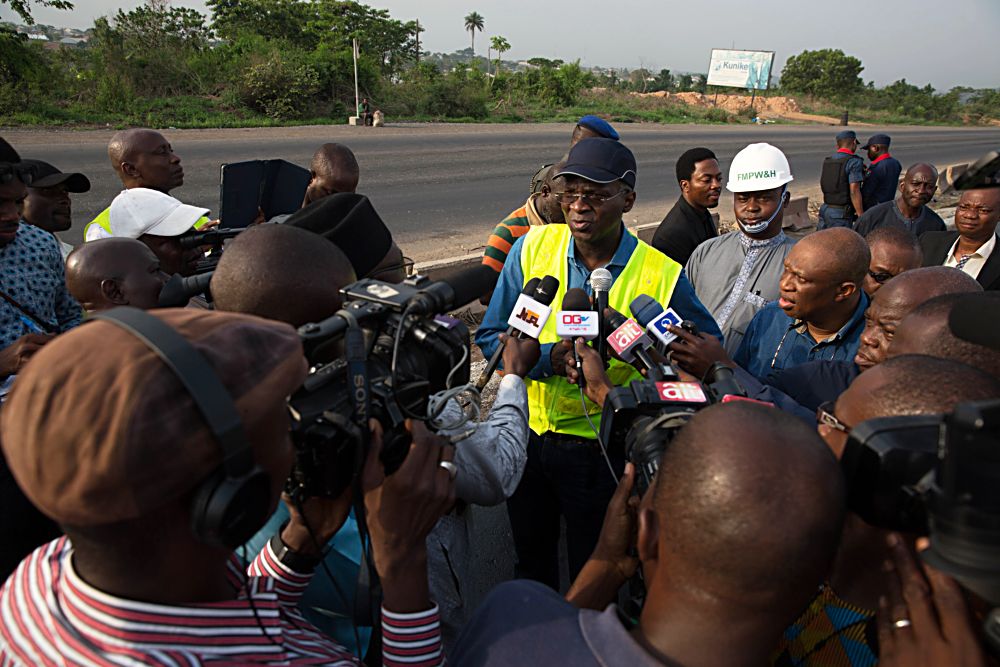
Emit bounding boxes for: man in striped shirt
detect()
[0,308,451,666]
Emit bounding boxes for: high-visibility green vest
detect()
[519,224,683,438]
[84,205,211,242]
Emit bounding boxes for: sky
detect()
[5,0,999,89]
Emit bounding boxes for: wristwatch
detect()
[269,529,323,573]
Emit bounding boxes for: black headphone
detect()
[93,307,272,549]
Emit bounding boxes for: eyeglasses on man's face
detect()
[552,189,629,207]
[816,401,850,434]
[868,270,894,285]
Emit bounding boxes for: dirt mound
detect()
[632,91,801,116]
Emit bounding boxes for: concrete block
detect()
[782,196,812,231]
[348,116,359,126]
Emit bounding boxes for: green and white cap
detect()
[726,143,794,193]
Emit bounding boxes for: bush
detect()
[237,53,320,120]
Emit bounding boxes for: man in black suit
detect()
[921,188,1000,291]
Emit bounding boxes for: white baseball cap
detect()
[108,188,209,239]
[726,143,794,193]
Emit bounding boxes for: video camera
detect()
[842,399,1000,608]
[954,150,1000,190]
[179,228,243,275]
[284,266,493,500]
[599,362,749,495]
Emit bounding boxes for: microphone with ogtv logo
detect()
[475,275,559,390]
[605,307,664,381]
[557,287,599,388]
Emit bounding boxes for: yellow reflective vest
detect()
[519,224,683,438]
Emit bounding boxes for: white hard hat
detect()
[726,143,794,193]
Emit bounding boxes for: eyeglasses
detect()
[816,401,850,434]
[0,163,35,186]
[957,204,996,216]
[553,189,629,206]
[867,270,894,285]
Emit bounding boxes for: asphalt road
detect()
[7,123,1000,259]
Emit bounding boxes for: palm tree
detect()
[464,12,484,56]
[490,35,510,75]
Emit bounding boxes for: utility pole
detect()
[413,20,422,62]
[353,38,360,120]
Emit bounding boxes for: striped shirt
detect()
[482,195,548,273]
[0,537,444,666]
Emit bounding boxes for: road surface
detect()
[6,122,999,258]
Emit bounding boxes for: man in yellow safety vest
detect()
[475,137,722,589]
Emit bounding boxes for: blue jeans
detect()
[505,430,624,590]
[818,204,856,230]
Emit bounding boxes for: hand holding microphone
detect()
[566,339,615,408]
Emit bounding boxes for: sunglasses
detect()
[816,401,850,434]
[868,270,894,285]
[0,163,35,186]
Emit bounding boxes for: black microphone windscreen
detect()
[604,306,627,330]
[562,287,591,311]
[521,277,541,296]
[160,271,214,307]
[950,294,1000,351]
[630,295,664,327]
[534,275,560,306]
[439,264,499,310]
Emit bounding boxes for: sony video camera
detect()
[284,267,491,500]
[841,399,1000,608]
[599,363,750,495]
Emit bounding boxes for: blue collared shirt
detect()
[475,224,722,379]
[733,293,869,384]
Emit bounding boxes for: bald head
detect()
[107,129,183,192]
[855,267,981,370]
[863,225,922,296]
[648,402,844,615]
[303,143,360,206]
[842,355,1000,425]
[801,227,870,285]
[66,238,167,312]
[898,163,939,212]
[780,228,869,324]
[891,294,1000,378]
[211,224,356,327]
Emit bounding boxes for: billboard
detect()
[706,49,774,90]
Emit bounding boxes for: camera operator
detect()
[0,308,452,665]
[65,238,170,313]
[453,401,847,666]
[212,222,539,647]
[771,355,1000,666]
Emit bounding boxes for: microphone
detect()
[556,287,599,387]
[475,275,558,389]
[605,307,664,381]
[630,295,683,350]
[159,271,213,307]
[590,268,612,360]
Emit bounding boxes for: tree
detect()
[2,0,72,25]
[463,11,483,55]
[653,68,673,92]
[676,73,693,92]
[489,34,509,75]
[780,48,864,100]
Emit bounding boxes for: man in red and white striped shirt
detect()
[0,308,453,666]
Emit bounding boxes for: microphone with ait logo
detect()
[604,306,665,381]
[475,275,559,390]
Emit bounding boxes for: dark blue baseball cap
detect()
[577,115,620,140]
[861,133,891,149]
[555,137,637,189]
[835,130,857,141]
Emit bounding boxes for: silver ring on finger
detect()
[893,618,911,630]
[438,460,458,480]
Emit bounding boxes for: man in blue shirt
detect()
[476,138,719,590]
[668,228,870,385]
[733,227,870,382]
[860,133,903,211]
[818,130,865,230]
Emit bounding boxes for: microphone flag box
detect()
[647,308,683,346]
[556,311,600,339]
[655,382,708,403]
[507,292,552,338]
[607,319,651,362]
